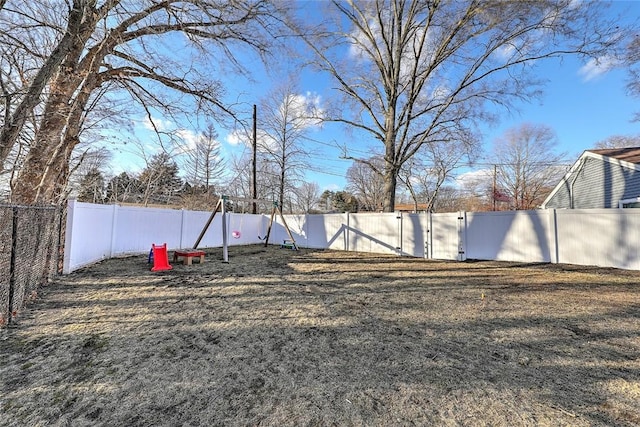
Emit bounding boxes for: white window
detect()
[618,197,640,208]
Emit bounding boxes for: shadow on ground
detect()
[1,245,639,426]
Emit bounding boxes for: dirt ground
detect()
[1,245,639,427]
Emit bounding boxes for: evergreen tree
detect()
[77,168,105,204]
[106,172,140,204]
[138,153,183,206]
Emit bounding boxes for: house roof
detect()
[395,203,429,212]
[587,147,640,165]
[540,147,640,209]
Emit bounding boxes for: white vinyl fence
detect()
[63,200,640,273]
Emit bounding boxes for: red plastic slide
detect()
[151,243,173,271]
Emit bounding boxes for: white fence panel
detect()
[465,210,554,263]
[554,209,640,269]
[429,212,460,260]
[64,201,640,273]
[277,214,307,247]
[111,205,183,255]
[348,213,399,255]
[400,213,426,257]
[180,212,264,248]
[226,213,264,246]
[63,201,115,273]
[296,214,348,250]
[181,210,223,249]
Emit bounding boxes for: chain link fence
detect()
[0,205,63,327]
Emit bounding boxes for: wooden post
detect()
[263,202,277,247]
[221,196,228,263]
[251,104,257,215]
[277,204,298,250]
[193,198,222,249]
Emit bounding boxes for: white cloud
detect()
[454,169,493,189]
[225,130,249,146]
[285,92,325,129]
[348,18,380,60]
[578,55,619,82]
[176,129,199,151]
[323,182,342,192]
[494,43,517,61]
[140,116,173,132]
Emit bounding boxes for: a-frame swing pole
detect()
[262,202,298,250]
[221,196,229,263]
[277,204,299,250]
[193,198,223,249]
[263,202,277,247]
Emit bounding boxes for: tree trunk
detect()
[382,164,397,212]
[0,0,88,170]
[279,162,285,213]
[10,4,101,205]
[382,113,398,212]
[11,134,74,204]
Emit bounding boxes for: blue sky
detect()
[484,55,639,158]
[109,1,640,193]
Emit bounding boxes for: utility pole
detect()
[251,104,257,214]
[493,164,497,211]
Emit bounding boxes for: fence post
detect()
[396,211,403,256]
[552,209,559,264]
[7,207,18,325]
[63,200,75,274]
[179,209,187,249]
[345,212,350,252]
[109,203,119,257]
[424,210,431,259]
[457,211,467,261]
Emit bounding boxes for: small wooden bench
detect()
[173,250,205,265]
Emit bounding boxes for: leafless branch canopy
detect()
[0,0,287,203]
[295,0,628,211]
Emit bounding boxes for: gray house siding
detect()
[544,157,640,209]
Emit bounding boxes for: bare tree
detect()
[399,133,478,212]
[0,0,88,170]
[224,152,277,214]
[430,185,462,213]
[625,33,640,119]
[293,181,321,213]
[295,0,628,211]
[180,123,225,194]
[595,134,640,149]
[106,172,139,204]
[1,0,284,204]
[257,81,321,212]
[493,123,566,210]
[346,156,385,211]
[67,146,112,197]
[76,168,106,204]
[137,152,182,206]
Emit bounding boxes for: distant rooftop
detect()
[587,147,640,164]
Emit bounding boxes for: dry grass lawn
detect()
[1,245,640,426]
